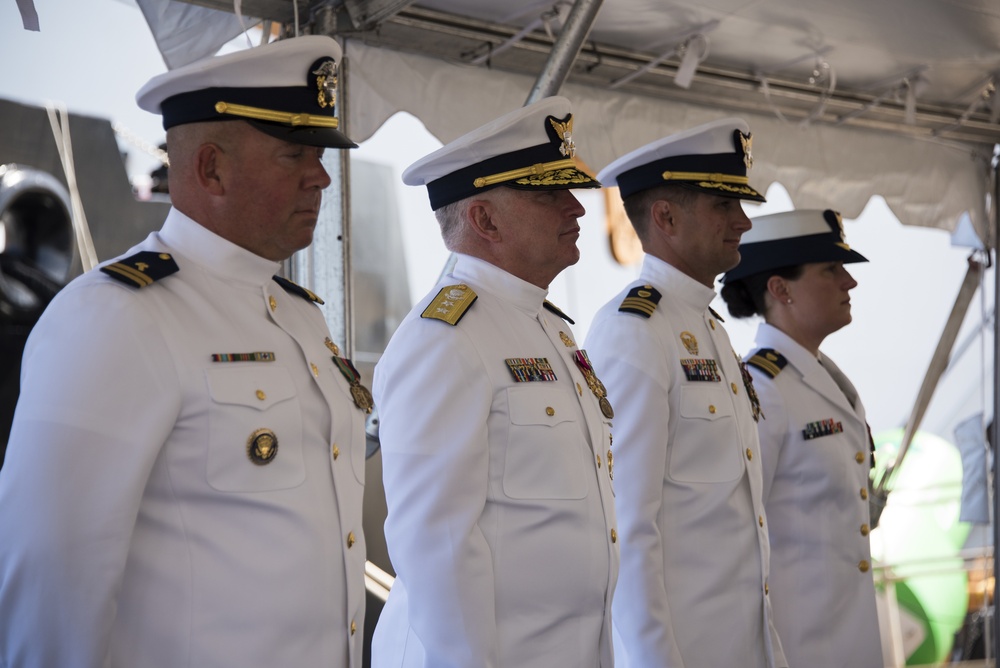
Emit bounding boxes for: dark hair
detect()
[721,265,803,318]
[622,183,699,240]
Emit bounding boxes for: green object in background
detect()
[871,428,971,665]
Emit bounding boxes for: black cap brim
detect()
[686,181,766,203]
[248,120,358,149]
[723,237,868,282]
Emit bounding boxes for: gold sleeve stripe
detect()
[747,354,782,378]
[103,263,154,287]
[619,298,657,314]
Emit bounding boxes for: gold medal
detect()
[332,354,373,413]
[573,349,614,419]
[737,354,763,422]
[599,396,615,419]
[584,371,608,397]
[350,383,374,414]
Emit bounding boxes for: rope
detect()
[44,101,98,272]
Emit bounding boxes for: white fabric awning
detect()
[345,39,992,236]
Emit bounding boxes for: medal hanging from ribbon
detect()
[738,357,763,422]
[573,350,614,419]
[332,356,374,414]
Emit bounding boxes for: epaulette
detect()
[100,251,178,288]
[746,348,787,378]
[421,283,477,325]
[273,275,324,305]
[618,284,661,318]
[708,306,725,323]
[543,300,575,324]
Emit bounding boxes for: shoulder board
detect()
[273,275,324,305]
[100,251,178,288]
[746,348,787,378]
[543,300,575,324]
[421,283,477,326]
[708,306,725,323]
[618,284,661,318]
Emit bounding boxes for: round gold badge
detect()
[247,428,279,465]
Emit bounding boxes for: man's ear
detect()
[650,198,677,238]
[467,199,502,243]
[195,143,225,196]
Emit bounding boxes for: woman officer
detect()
[721,209,884,668]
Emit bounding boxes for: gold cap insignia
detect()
[549,116,576,158]
[738,130,753,170]
[825,209,846,241]
[312,58,339,109]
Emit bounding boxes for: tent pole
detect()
[992,155,999,664]
[524,0,604,104]
[870,256,983,522]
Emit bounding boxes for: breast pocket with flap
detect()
[503,385,588,500]
[205,367,305,492]
[668,385,743,483]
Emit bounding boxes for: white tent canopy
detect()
[345,39,993,235]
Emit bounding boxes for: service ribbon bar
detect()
[802,418,844,440]
[680,358,721,382]
[505,358,557,382]
[211,352,276,362]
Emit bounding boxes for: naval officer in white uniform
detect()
[0,36,369,668]
[721,209,884,668]
[371,97,619,668]
[585,118,786,668]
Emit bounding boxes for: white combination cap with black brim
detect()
[723,209,869,283]
[597,117,765,203]
[136,35,357,149]
[402,96,600,211]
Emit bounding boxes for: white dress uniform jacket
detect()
[585,254,785,668]
[372,254,619,668]
[0,209,366,668]
[746,323,883,668]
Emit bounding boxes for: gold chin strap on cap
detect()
[473,158,580,188]
[661,170,749,185]
[214,101,340,128]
